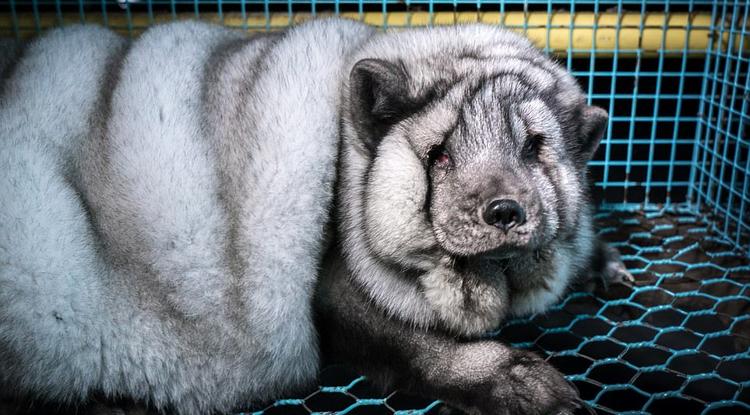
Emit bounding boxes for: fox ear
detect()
[349,58,413,152]
[577,105,608,163]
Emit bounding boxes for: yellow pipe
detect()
[1,11,744,56]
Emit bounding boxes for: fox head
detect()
[338,26,606,335]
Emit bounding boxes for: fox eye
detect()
[428,144,451,167]
[522,133,545,161]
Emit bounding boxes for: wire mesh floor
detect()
[243,208,750,415]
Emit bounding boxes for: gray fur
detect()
[338,25,612,336]
[0,19,627,414]
[321,25,627,414]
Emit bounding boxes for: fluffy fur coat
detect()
[0,19,629,415]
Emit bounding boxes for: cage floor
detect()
[244,208,750,415]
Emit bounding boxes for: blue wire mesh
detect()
[1,0,748,414]
[691,1,750,255]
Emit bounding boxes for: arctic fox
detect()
[0,19,629,415]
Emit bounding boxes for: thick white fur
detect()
[0,25,124,403]
[1,19,596,413]
[0,20,372,414]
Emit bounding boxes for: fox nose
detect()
[483,199,526,231]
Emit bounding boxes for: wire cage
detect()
[1,0,749,414]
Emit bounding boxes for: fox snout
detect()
[481,198,526,232]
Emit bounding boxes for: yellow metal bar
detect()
[1,11,744,56]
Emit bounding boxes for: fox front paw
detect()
[598,244,634,288]
[448,347,580,415]
[580,241,634,292]
[493,349,580,415]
